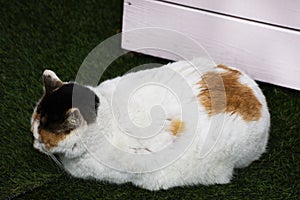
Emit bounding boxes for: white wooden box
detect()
[121,0,300,90]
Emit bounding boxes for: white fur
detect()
[43,69,61,81]
[32,58,270,190]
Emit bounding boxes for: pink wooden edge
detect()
[166,0,300,30]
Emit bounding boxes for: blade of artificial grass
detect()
[3,175,62,200]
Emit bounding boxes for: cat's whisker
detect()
[47,152,64,170]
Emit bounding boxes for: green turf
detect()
[1,0,299,199]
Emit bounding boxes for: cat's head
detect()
[31,70,99,156]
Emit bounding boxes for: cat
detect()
[31,58,270,190]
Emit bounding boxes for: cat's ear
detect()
[65,108,84,130]
[43,70,63,93]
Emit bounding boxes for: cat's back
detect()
[94,58,269,156]
[97,58,269,125]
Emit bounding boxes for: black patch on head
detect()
[37,83,99,131]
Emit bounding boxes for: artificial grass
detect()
[0,0,299,199]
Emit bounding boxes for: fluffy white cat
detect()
[31,58,270,190]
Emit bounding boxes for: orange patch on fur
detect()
[198,65,262,122]
[169,119,185,136]
[217,64,241,75]
[39,128,69,149]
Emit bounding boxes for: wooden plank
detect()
[163,0,300,30]
[122,0,300,90]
